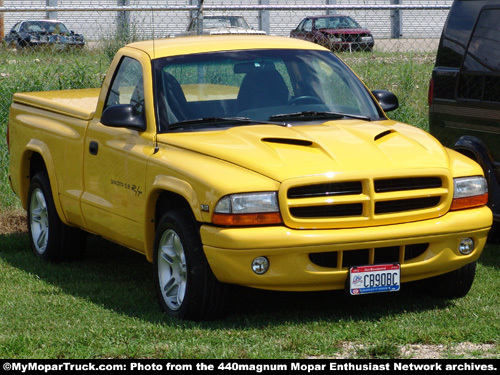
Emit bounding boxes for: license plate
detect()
[349,263,400,295]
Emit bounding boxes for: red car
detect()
[290,15,374,52]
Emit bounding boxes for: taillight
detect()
[428,77,434,106]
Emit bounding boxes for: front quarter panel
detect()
[143,141,280,260]
[447,147,486,178]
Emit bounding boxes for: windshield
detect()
[153,49,382,132]
[24,21,70,35]
[316,16,361,30]
[190,16,250,30]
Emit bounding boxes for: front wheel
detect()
[421,261,477,299]
[154,209,227,320]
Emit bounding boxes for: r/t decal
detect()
[111,179,143,196]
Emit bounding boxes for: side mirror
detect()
[372,90,399,112]
[101,104,146,131]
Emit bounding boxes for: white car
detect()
[180,15,267,36]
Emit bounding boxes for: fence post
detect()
[259,0,270,34]
[391,0,402,38]
[46,0,58,20]
[326,0,337,15]
[189,0,197,22]
[0,0,3,40]
[117,0,130,40]
[197,0,204,35]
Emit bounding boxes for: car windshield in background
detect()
[154,49,381,132]
[23,21,71,35]
[316,16,361,29]
[202,17,250,29]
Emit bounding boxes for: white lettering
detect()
[394,362,442,370]
[291,362,326,372]
[130,362,163,371]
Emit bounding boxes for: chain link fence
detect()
[0,0,451,209]
[0,1,452,48]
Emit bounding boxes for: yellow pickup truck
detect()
[7,35,492,320]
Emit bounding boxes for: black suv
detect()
[429,0,500,230]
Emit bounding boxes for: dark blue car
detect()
[4,20,85,49]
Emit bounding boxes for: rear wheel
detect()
[154,209,226,320]
[27,172,86,262]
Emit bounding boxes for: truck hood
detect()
[157,119,449,182]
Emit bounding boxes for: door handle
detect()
[89,141,98,155]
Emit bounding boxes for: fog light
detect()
[252,257,269,275]
[459,238,475,255]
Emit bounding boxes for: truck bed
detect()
[12,88,100,120]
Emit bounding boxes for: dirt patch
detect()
[400,342,497,359]
[0,209,27,235]
[326,342,498,359]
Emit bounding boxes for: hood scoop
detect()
[262,137,313,147]
[374,129,396,141]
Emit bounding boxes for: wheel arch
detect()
[18,143,66,225]
[145,177,203,262]
[454,135,500,221]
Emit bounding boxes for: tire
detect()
[27,172,86,262]
[153,209,227,320]
[422,261,477,299]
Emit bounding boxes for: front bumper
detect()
[201,206,491,291]
[27,36,84,48]
[332,41,374,52]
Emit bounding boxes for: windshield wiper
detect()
[269,111,371,121]
[168,117,288,130]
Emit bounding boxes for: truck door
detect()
[81,56,154,253]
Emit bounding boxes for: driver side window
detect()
[303,19,313,32]
[104,57,144,111]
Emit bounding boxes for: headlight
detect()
[450,176,488,210]
[213,192,282,226]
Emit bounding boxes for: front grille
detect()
[375,196,441,214]
[309,243,429,269]
[374,177,442,192]
[288,181,362,198]
[290,203,363,218]
[341,33,371,43]
[343,34,357,43]
[283,174,449,229]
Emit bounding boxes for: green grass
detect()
[0,233,499,358]
[342,51,434,130]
